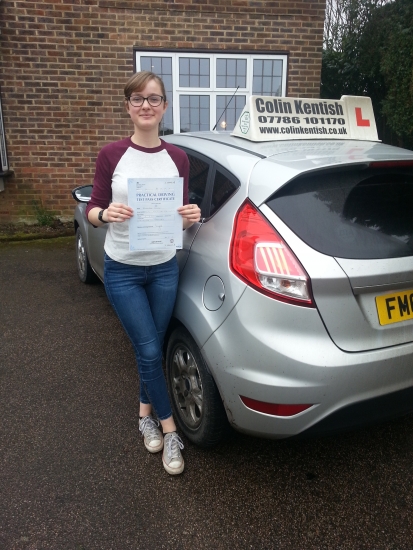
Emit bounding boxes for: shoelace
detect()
[165,433,184,459]
[139,416,160,440]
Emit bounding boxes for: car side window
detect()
[187,153,210,207]
[210,167,240,216]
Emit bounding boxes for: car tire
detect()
[166,327,230,448]
[76,227,98,284]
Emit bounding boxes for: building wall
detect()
[0,0,326,223]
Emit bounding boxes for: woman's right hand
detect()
[105,202,134,223]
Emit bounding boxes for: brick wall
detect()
[0,0,326,223]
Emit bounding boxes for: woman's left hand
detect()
[178,203,201,225]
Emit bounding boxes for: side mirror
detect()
[72,185,93,203]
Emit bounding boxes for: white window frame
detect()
[135,51,288,133]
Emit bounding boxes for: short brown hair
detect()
[124,71,167,102]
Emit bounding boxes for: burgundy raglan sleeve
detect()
[85,145,115,219]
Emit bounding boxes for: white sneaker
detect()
[139,416,163,453]
[162,432,185,475]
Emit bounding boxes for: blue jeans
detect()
[104,254,179,421]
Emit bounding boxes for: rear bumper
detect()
[200,287,413,439]
[297,385,413,438]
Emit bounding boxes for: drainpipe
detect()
[0,86,13,192]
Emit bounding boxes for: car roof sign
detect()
[231,95,379,142]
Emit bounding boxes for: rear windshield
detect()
[266,166,413,259]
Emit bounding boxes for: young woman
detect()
[86,71,201,475]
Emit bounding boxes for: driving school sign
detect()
[232,95,379,142]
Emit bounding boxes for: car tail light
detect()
[230,200,314,307]
[240,396,313,416]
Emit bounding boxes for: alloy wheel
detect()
[170,344,203,429]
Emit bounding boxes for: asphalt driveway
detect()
[1,237,412,550]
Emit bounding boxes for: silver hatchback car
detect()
[73,125,413,447]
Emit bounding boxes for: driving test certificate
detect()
[127,177,183,251]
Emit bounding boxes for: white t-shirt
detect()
[87,137,189,266]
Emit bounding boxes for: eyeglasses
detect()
[126,95,164,107]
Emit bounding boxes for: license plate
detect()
[376,290,413,326]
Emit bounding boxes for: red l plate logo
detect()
[355,107,370,127]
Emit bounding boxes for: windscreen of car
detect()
[266,166,413,259]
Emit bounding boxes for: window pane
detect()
[200,96,209,109]
[253,59,283,96]
[200,58,209,76]
[181,110,190,131]
[272,77,282,96]
[162,111,174,136]
[187,154,210,208]
[163,75,172,92]
[200,108,209,125]
[217,59,226,75]
[254,59,263,74]
[215,95,246,132]
[162,57,172,73]
[140,57,152,71]
[191,75,200,87]
[210,169,239,216]
[181,75,190,87]
[236,59,246,77]
[180,57,210,88]
[180,58,189,74]
[180,95,210,132]
[272,60,283,77]
[252,76,261,94]
[180,95,189,108]
[153,58,163,73]
[189,105,200,129]
[227,59,236,75]
[190,58,198,73]
[227,76,236,88]
[216,58,246,88]
[263,77,272,94]
[140,56,174,135]
[263,60,273,76]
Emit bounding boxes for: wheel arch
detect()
[165,323,231,447]
[165,319,229,417]
[164,318,213,377]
